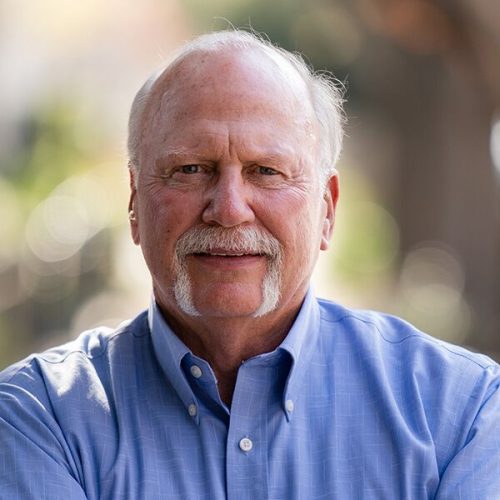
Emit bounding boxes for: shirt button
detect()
[188,404,197,417]
[285,399,294,412]
[239,437,253,452]
[190,365,203,378]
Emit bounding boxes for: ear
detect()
[128,166,140,245]
[320,173,339,251]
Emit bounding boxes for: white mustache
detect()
[175,225,281,259]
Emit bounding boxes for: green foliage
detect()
[6,98,90,209]
[332,170,399,283]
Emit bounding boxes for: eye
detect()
[258,166,278,176]
[180,164,201,174]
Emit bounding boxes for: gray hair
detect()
[127,30,346,184]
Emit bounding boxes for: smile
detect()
[188,252,266,270]
[194,252,264,257]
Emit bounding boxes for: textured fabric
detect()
[1,289,499,499]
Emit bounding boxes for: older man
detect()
[1,30,499,499]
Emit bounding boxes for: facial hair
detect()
[172,225,283,317]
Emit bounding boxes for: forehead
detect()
[155,122,304,167]
[146,47,316,131]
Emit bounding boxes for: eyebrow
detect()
[249,153,290,166]
[155,150,206,166]
[155,146,296,168]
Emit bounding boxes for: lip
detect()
[188,253,266,270]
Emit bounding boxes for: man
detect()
[0,30,499,499]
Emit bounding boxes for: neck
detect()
[158,302,302,406]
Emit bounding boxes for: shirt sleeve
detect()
[0,371,88,500]
[435,367,500,499]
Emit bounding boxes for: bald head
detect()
[127,30,345,184]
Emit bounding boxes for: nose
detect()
[202,167,255,227]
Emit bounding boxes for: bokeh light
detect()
[398,244,470,343]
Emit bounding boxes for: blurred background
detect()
[1,0,499,369]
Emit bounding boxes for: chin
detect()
[195,290,265,318]
[173,266,282,318]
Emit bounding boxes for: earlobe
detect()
[320,173,339,251]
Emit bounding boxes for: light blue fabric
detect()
[1,288,499,499]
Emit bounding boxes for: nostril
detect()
[202,185,255,228]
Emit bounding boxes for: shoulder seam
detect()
[0,330,126,385]
[319,310,495,370]
[37,328,128,365]
[1,315,149,384]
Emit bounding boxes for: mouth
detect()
[193,251,265,257]
[187,251,267,269]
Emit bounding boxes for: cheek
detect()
[138,190,205,245]
[255,190,322,240]
[288,211,325,267]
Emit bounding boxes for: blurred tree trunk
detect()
[356,0,500,355]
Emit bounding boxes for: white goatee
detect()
[172,225,283,317]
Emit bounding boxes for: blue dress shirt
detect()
[1,289,499,499]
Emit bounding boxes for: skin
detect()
[129,47,339,405]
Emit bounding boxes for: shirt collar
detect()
[278,286,321,421]
[149,286,321,422]
[149,300,200,424]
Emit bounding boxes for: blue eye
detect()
[259,166,278,175]
[181,165,200,174]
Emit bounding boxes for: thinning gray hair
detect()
[127,30,346,184]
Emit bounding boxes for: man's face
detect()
[129,48,337,321]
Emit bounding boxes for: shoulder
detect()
[315,296,499,429]
[316,296,496,372]
[0,312,149,495]
[0,311,149,408]
[314,296,500,459]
